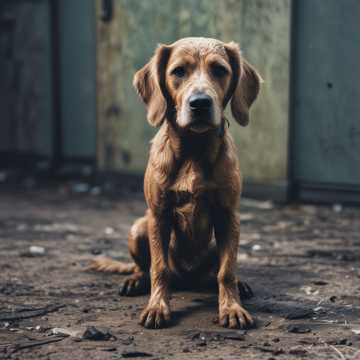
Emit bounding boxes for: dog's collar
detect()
[217,117,230,138]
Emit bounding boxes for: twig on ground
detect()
[0,304,65,322]
[1,337,65,356]
[329,345,346,360]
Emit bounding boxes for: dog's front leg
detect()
[214,209,254,329]
[139,210,171,329]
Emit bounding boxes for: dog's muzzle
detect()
[187,92,214,132]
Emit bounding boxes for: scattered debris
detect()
[91,247,103,255]
[328,338,352,346]
[0,282,33,296]
[0,304,65,322]
[2,336,65,355]
[252,244,262,252]
[21,245,46,257]
[289,347,308,356]
[121,350,153,358]
[313,306,326,314]
[352,328,360,335]
[51,327,82,338]
[287,325,311,334]
[104,227,115,235]
[333,203,343,213]
[102,346,117,352]
[82,326,113,341]
[301,286,319,296]
[285,308,314,320]
[185,329,246,342]
[119,335,134,346]
[312,280,328,286]
[240,213,255,222]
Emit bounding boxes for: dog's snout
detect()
[189,93,212,110]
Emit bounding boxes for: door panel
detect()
[293,0,360,186]
[0,0,53,159]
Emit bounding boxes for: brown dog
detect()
[92,37,262,329]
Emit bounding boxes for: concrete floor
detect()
[0,188,359,359]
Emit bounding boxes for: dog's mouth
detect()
[187,107,216,133]
[189,122,213,133]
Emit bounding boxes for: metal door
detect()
[292,0,360,198]
[0,0,53,167]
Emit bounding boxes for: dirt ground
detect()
[0,187,360,359]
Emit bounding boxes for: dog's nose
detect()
[189,93,212,110]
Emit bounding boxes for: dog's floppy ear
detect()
[133,44,172,127]
[224,42,263,126]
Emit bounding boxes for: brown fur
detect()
[91,37,262,329]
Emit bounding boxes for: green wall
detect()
[96,0,291,184]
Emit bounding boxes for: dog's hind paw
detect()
[237,281,254,300]
[119,272,150,296]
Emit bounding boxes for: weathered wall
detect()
[96,0,290,182]
[0,0,53,156]
[292,0,360,187]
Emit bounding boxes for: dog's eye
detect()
[211,64,228,78]
[171,66,186,78]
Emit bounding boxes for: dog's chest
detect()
[168,161,215,231]
[168,161,214,266]
[169,160,214,196]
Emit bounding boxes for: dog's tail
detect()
[87,256,136,274]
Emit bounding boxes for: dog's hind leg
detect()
[89,213,151,296]
[120,213,151,296]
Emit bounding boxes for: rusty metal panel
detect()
[96,0,290,183]
[0,0,53,156]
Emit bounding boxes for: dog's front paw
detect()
[139,302,171,329]
[219,303,254,329]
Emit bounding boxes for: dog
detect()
[91,37,262,329]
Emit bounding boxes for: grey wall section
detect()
[96,0,291,184]
[58,0,97,159]
[292,0,360,186]
[0,0,53,156]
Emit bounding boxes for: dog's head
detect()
[133,37,262,133]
